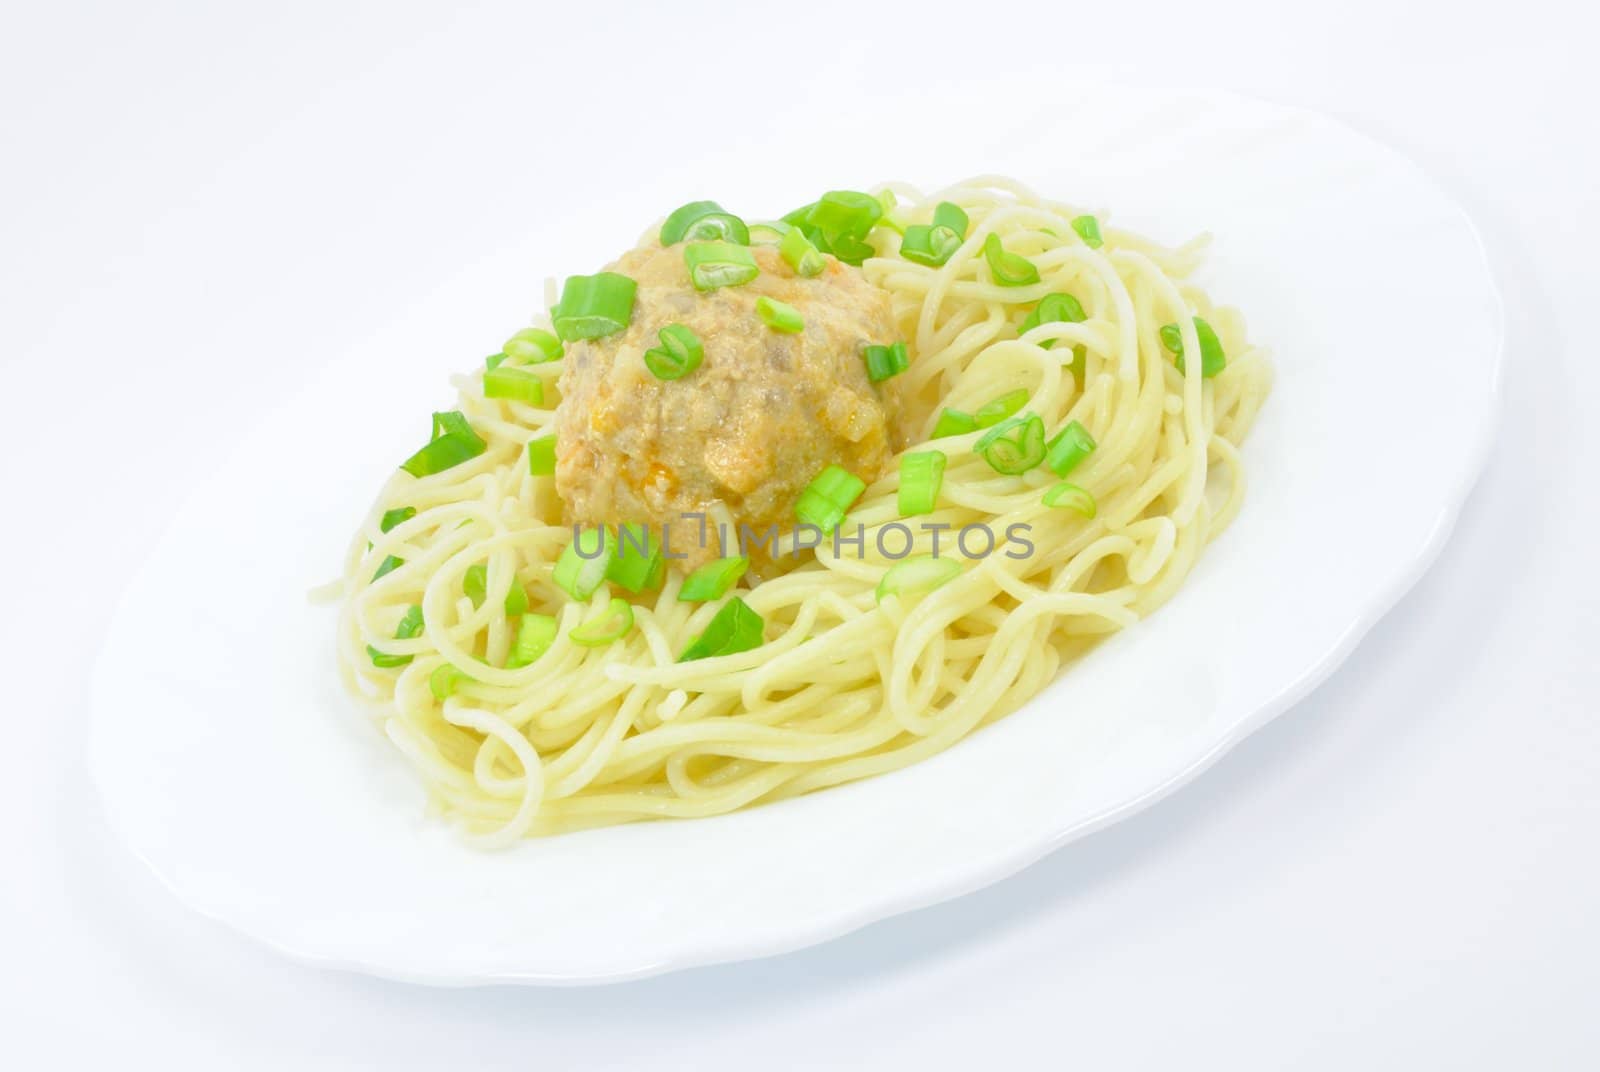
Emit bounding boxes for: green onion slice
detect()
[976,412,1047,474]
[932,201,970,237]
[372,554,403,581]
[483,366,544,405]
[527,434,557,476]
[678,556,749,602]
[570,597,635,647]
[429,663,471,700]
[503,327,563,363]
[379,507,415,533]
[756,296,805,333]
[983,233,1040,286]
[794,464,866,533]
[552,527,614,601]
[898,450,946,516]
[678,597,765,662]
[747,221,792,245]
[826,233,875,265]
[553,272,637,341]
[1045,420,1097,478]
[463,563,529,614]
[606,523,664,594]
[400,411,487,477]
[932,408,978,438]
[779,227,826,277]
[684,241,759,291]
[643,323,705,380]
[1071,215,1104,249]
[661,200,721,244]
[863,341,908,383]
[506,613,558,669]
[1043,482,1097,517]
[1018,292,1087,349]
[808,190,883,239]
[875,554,962,603]
[1160,316,1227,378]
[900,224,962,267]
[368,604,424,668]
[974,388,1029,428]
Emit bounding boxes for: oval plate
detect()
[89,85,1501,985]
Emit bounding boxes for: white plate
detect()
[88,84,1502,985]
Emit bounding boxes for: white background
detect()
[3,1,1596,1067]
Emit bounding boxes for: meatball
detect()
[555,242,903,568]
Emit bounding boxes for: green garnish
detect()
[779,227,826,277]
[1160,316,1227,378]
[400,411,487,478]
[483,366,544,405]
[975,412,1047,474]
[429,663,470,700]
[552,272,637,341]
[660,201,749,245]
[463,564,528,614]
[684,241,760,291]
[863,341,908,383]
[932,408,978,438]
[795,464,866,534]
[367,604,424,668]
[570,597,635,647]
[527,434,557,476]
[644,323,705,380]
[1071,215,1104,249]
[678,556,749,602]
[678,597,766,662]
[1044,420,1096,478]
[552,527,613,601]
[1018,292,1087,348]
[379,507,415,533]
[983,233,1040,286]
[506,613,558,669]
[503,327,563,363]
[372,555,403,581]
[973,388,1029,428]
[898,450,946,516]
[899,224,962,267]
[1043,482,1096,517]
[756,296,805,333]
[875,555,962,603]
[606,523,664,594]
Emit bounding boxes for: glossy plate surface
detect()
[89,85,1502,985]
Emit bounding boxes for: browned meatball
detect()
[555,242,903,567]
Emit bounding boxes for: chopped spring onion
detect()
[779,227,825,277]
[379,506,415,533]
[552,527,613,601]
[660,201,750,245]
[527,434,557,476]
[678,597,765,662]
[875,554,962,603]
[400,411,487,477]
[570,597,635,647]
[463,563,529,614]
[974,388,1029,428]
[900,224,962,267]
[932,200,970,238]
[485,352,509,369]
[975,412,1047,474]
[807,190,883,240]
[898,450,946,516]
[1160,316,1227,378]
[795,464,866,534]
[756,296,805,334]
[747,221,792,245]
[503,327,563,363]
[368,604,423,668]
[932,408,978,438]
[483,366,544,405]
[1043,482,1097,517]
[983,233,1040,286]
[828,233,875,264]
[429,663,470,700]
[1045,420,1097,478]
[684,241,759,291]
[863,340,908,382]
[607,523,664,593]
[678,556,750,602]
[1018,292,1087,349]
[643,323,705,380]
[1071,215,1104,249]
[552,272,637,341]
[372,554,403,581]
[506,613,558,669]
